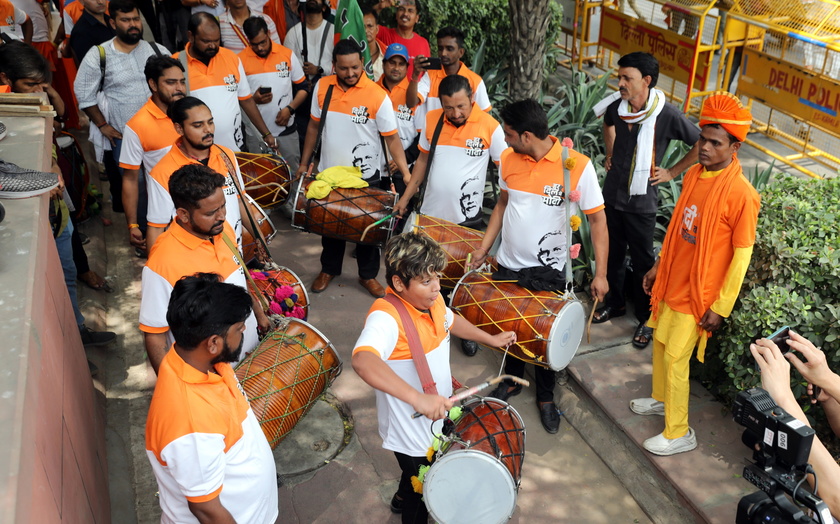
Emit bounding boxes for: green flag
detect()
[334,0,374,79]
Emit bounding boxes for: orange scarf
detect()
[650,156,744,330]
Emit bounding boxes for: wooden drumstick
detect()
[360,213,396,242]
[586,297,599,344]
[410,375,530,419]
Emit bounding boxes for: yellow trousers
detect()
[648,304,702,439]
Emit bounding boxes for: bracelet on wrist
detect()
[128,223,140,230]
[262,131,272,139]
[97,121,108,128]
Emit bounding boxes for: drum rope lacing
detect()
[454,279,571,363]
[302,188,396,239]
[238,153,291,206]
[432,401,525,484]
[235,330,340,447]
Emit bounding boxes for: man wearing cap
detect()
[591,52,699,350]
[377,43,421,177]
[631,91,760,456]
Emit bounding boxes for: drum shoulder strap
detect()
[313,83,335,164]
[216,146,269,258]
[382,294,438,396]
[416,114,445,211]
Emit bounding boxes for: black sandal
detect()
[592,305,626,324]
[633,323,653,349]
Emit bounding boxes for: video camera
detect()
[733,388,833,524]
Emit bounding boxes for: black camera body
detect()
[733,388,832,524]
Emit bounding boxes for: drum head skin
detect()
[546,300,585,371]
[424,450,517,524]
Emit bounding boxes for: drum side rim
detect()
[545,299,586,371]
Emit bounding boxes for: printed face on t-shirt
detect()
[352,141,378,179]
[537,230,565,269]
[459,175,481,219]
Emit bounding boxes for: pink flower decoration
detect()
[561,137,574,149]
[274,285,294,301]
[250,271,268,280]
[289,306,306,319]
[269,301,284,315]
[570,243,581,259]
[569,190,581,203]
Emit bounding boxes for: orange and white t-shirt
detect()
[416,61,491,129]
[139,221,258,356]
[0,0,29,40]
[62,0,85,37]
[311,74,398,183]
[353,290,454,456]
[10,0,48,42]
[238,42,304,137]
[119,97,180,173]
[173,44,252,151]
[146,142,245,248]
[417,106,505,225]
[145,348,277,524]
[376,75,422,151]
[496,137,604,272]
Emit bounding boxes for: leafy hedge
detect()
[701,175,840,410]
[376,0,563,74]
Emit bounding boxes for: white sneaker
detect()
[643,428,697,456]
[630,397,665,416]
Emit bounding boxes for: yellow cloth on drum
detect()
[305,165,369,199]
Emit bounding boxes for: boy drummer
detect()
[352,232,515,523]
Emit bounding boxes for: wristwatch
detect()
[287,105,296,115]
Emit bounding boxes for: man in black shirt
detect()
[69,0,116,65]
[592,52,699,348]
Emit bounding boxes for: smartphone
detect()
[258,86,272,95]
[425,57,442,70]
[768,326,791,354]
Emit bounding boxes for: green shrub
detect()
[377,1,563,75]
[701,175,840,414]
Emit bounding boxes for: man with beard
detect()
[174,12,278,152]
[591,52,699,350]
[239,16,306,174]
[298,39,412,298]
[140,166,269,374]
[119,56,187,254]
[74,0,170,213]
[145,273,278,523]
[145,96,269,254]
[468,99,608,433]
[414,26,491,127]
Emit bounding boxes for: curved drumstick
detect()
[359,213,395,242]
[410,374,530,419]
[586,297,599,344]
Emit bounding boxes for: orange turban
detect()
[699,91,752,142]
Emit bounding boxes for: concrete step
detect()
[562,338,755,524]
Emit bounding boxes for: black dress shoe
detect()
[539,401,561,434]
[592,305,626,324]
[461,339,479,356]
[488,382,522,402]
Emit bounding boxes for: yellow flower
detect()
[570,215,582,232]
[564,157,577,170]
[426,446,435,462]
[411,475,424,494]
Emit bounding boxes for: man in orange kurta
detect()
[633,92,760,456]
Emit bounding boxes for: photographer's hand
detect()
[786,331,840,401]
[751,339,796,406]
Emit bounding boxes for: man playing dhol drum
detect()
[297,39,412,298]
[468,99,609,434]
[352,232,515,523]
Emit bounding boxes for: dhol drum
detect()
[406,212,495,288]
[424,397,526,524]
[292,178,397,246]
[450,271,585,371]
[241,194,277,263]
[235,318,342,449]
[248,266,309,320]
[235,151,292,209]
